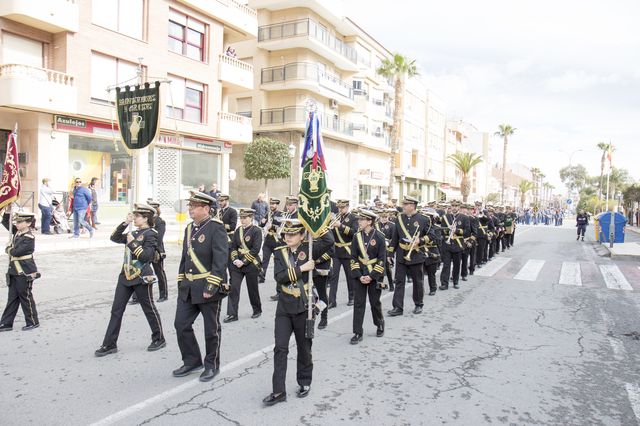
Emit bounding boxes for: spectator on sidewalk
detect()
[251,193,268,225]
[89,177,100,229]
[209,183,221,200]
[70,178,94,239]
[38,178,55,235]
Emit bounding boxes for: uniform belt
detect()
[185,271,210,281]
[358,257,377,266]
[11,254,32,261]
[399,242,424,250]
[335,242,351,248]
[281,283,308,298]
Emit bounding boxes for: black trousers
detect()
[261,243,275,280]
[228,266,261,316]
[469,243,477,273]
[384,262,394,289]
[424,263,438,292]
[174,297,222,370]
[476,239,487,264]
[577,224,587,237]
[510,230,516,246]
[272,310,312,394]
[0,275,38,327]
[353,280,383,334]
[392,262,424,310]
[329,256,355,304]
[440,249,462,287]
[102,280,163,347]
[313,274,328,321]
[152,259,168,299]
[461,248,469,278]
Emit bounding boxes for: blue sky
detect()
[346,0,640,188]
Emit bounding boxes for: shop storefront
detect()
[358,169,387,204]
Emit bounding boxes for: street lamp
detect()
[288,143,296,195]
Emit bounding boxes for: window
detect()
[90,52,139,102]
[2,33,43,68]
[236,97,252,117]
[168,9,206,61]
[92,0,144,40]
[167,75,205,123]
[411,150,418,168]
[352,79,368,96]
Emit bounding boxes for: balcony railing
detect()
[258,18,357,64]
[261,62,353,100]
[218,54,253,90]
[260,106,354,137]
[0,64,77,113]
[0,63,75,86]
[218,111,252,143]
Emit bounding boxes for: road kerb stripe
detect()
[474,256,511,277]
[626,383,640,423]
[559,262,582,286]
[513,259,545,281]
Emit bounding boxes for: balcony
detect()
[258,19,358,71]
[261,62,354,107]
[218,111,252,144]
[0,64,76,114]
[0,0,79,33]
[219,54,254,91]
[175,0,257,38]
[259,106,356,141]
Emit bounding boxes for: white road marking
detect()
[625,383,640,423]
[558,262,582,286]
[513,259,545,281]
[474,256,511,277]
[90,285,398,426]
[600,265,633,291]
[608,337,626,362]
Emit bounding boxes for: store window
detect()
[92,0,145,40]
[181,150,220,191]
[168,9,207,61]
[69,135,132,203]
[167,75,205,123]
[359,184,372,205]
[2,32,44,68]
[90,52,140,102]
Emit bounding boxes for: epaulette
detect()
[212,218,223,224]
[24,233,35,239]
[276,245,288,251]
[149,228,158,233]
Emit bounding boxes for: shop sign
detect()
[371,171,384,180]
[116,82,161,149]
[158,134,184,147]
[55,115,118,137]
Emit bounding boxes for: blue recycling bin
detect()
[597,211,627,243]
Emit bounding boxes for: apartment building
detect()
[227,0,394,206]
[425,90,446,201]
[0,0,257,210]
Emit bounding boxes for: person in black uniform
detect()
[328,199,358,307]
[173,191,229,382]
[312,227,334,330]
[476,209,490,268]
[225,208,263,322]
[217,194,237,241]
[495,206,506,253]
[268,196,298,301]
[259,198,282,284]
[486,206,497,260]
[95,203,165,356]
[375,209,396,291]
[505,206,517,247]
[460,204,478,281]
[0,211,40,332]
[263,219,315,406]
[576,209,589,241]
[387,196,431,316]
[439,200,471,290]
[349,210,386,344]
[421,209,442,296]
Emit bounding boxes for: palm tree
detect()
[518,180,534,208]
[538,172,546,204]
[377,54,418,200]
[447,152,483,202]
[494,124,517,204]
[596,142,614,201]
[530,167,540,203]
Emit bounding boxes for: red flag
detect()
[0,132,21,209]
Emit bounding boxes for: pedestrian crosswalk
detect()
[474,257,639,292]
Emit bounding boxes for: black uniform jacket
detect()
[260,210,283,248]
[3,215,37,276]
[312,228,334,276]
[441,213,471,252]
[332,212,358,259]
[219,206,238,239]
[421,217,442,266]
[177,217,229,304]
[110,222,158,286]
[230,224,263,272]
[389,212,431,265]
[350,228,386,281]
[273,242,312,315]
[154,216,166,257]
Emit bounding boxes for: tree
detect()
[243,136,291,194]
[518,180,534,208]
[447,152,483,202]
[559,164,589,193]
[530,167,540,203]
[377,53,418,200]
[486,192,500,204]
[622,184,640,213]
[596,142,614,201]
[494,124,516,204]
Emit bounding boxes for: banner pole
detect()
[307,234,313,321]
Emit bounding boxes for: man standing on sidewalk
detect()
[89,177,100,229]
[70,178,94,238]
[38,178,54,235]
[251,193,268,226]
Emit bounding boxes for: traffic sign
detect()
[566,199,572,205]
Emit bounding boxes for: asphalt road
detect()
[2,222,640,425]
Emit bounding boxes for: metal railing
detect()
[260,106,354,137]
[261,62,353,100]
[258,18,357,64]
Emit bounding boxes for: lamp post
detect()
[558,148,584,211]
[288,143,296,195]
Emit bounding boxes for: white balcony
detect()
[0,64,77,114]
[218,54,254,91]
[175,0,257,38]
[218,111,252,144]
[0,0,78,33]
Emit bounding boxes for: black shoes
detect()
[581,237,584,241]
[22,324,39,331]
[327,301,337,309]
[199,368,219,382]
[576,235,580,240]
[157,296,168,303]
[0,324,12,332]
[388,285,395,291]
[258,278,265,284]
[297,385,311,398]
[172,364,203,377]
[387,308,403,317]
[413,306,423,314]
[270,294,279,301]
[428,290,436,296]
[147,339,166,352]
[469,270,474,276]
[263,392,287,406]
[453,283,460,289]
[95,345,118,357]
[439,285,448,291]
[251,311,262,319]
[376,324,384,337]
[461,276,468,281]
[223,315,238,323]
[318,318,328,329]
[350,333,363,344]
[347,299,354,306]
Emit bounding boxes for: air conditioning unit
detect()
[329,99,338,109]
